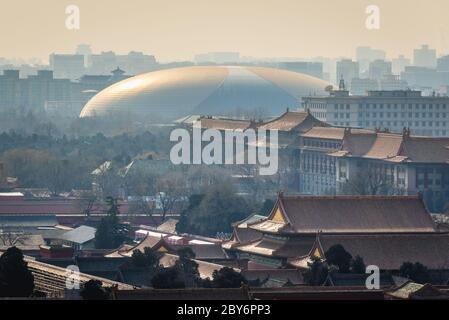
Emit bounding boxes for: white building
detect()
[302,89,449,137]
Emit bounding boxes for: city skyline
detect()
[2,0,449,62]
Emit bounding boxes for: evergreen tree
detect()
[0,247,35,297]
[95,197,129,249]
[80,280,111,300]
[350,255,366,274]
[209,267,247,288]
[399,262,431,284]
[325,244,353,273]
[303,257,329,286]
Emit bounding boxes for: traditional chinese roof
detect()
[311,232,449,270]
[222,214,265,250]
[58,225,96,245]
[301,127,372,140]
[105,234,174,258]
[331,130,449,163]
[258,110,327,132]
[23,256,134,296]
[158,253,230,279]
[242,269,304,287]
[196,117,252,131]
[249,195,437,235]
[235,235,315,258]
[171,243,228,260]
[385,282,449,300]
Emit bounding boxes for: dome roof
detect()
[80,66,331,121]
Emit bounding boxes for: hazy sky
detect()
[2,0,449,62]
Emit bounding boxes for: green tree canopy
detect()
[325,244,353,273]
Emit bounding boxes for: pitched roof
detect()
[223,214,265,250]
[157,218,179,234]
[386,282,449,300]
[332,131,449,163]
[316,233,449,270]
[23,256,133,296]
[196,117,252,131]
[301,127,372,140]
[59,225,96,244]
[171,243,228,260]
[258,111,326,132]
[235,235,315,258]
[242,269,304,287]
[158,253,229,279]
[250,195,437,234]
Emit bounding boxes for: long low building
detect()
[226,193,449,277]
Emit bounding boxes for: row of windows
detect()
[362,112,447,119]
[303,138,340,150]
[363,120,448,131]
[332,103,449,110]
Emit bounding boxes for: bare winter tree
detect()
[341,166,402,196]
[0,226,26,247]
[156,172,188,221]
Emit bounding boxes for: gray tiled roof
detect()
[59,225,96,244]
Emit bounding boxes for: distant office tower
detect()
[194,52,240,64]
[50,54,85,80]
[437,55,449,72]
[379,74,408,91]
[356,46,386,74]
[336,59,359,87]
[302,89,449,137]
[392,55,411,75]
[0,70,20,109]
[76,44,92,68]
[89,51,157,75]
[278,61,323,79]
[401,66,439,89]
[368,60,392,80]
[413,45,437,68]
[350,78,378,95]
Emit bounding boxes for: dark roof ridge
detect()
[259,110,309,126]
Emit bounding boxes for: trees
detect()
[175,248,201,288]
[208,267,247,288]
[151,268,185,289]
[350,255,367,274]
[399,262,431,284]
[325,244,353,273]
[303,257,329,286]
[341,165,398,196]
[151,247,201,289]
[131,247,161,270]
[156,172,188,221]
[0,247,35,297]
[176,183,251,237]
[80,280,111,300]
[258,198,275,216]
[94,197,129,249]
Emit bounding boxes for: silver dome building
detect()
[80,66,332,121]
